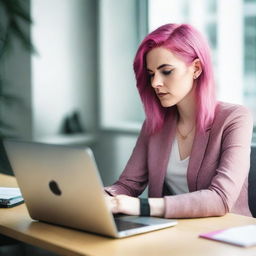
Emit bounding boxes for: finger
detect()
[111,197,119,214]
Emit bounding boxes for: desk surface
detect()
[1,174,256,256]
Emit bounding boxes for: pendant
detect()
[180,134,187,140]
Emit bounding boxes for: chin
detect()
[160,100,176,108]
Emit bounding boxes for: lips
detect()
[157,93,168,97]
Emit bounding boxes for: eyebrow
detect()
[146,64,174,72]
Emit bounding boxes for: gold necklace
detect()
[177,125,195,140]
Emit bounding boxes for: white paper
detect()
[214,225,256,247]
[0,187,22,200]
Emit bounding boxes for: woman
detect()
[105,23,253,218]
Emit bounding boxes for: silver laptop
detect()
[4,140,177,238]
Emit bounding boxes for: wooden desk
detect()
[1,174,256,256]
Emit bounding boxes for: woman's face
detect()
[146,47,198,108]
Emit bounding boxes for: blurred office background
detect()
[0,0,256,187]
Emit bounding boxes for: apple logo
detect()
[49,180,62,196]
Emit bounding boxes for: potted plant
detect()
[0,0,35,175]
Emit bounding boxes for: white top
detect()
[165,137,189,195]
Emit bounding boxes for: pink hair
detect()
[133,24,216,134]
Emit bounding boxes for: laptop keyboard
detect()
[114,218,148,232]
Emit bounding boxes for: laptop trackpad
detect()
[114,215,172,231]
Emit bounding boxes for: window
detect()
[148,0,256,126]
[244,1,256,125]
[99,0,256,131]
[98,0,147,132]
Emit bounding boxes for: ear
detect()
[192,58,202,79]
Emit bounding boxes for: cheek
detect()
[166,74,193,95]
[178,70,193,86]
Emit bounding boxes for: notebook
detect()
[0,187,24,208]
[199,225,256,247]
[4,140,177,238]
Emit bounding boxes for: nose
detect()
[151,74,163,89]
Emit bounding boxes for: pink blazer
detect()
[105,102,253,218]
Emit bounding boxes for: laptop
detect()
[4,140,177,238]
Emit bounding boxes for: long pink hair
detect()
[133,24,216,134]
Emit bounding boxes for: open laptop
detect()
[4,140,177,238]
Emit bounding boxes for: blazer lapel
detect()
[187,126,211,192]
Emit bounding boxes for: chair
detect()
[248,144,256,217]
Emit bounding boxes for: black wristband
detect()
[139,198,150,216]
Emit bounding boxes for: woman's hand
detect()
[105,194,140,216]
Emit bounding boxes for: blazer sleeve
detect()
[164,106,253,218]
[105,121,149,197]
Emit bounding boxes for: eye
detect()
[148,73,154,79]
[162,70,173,76]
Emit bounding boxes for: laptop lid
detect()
[4,140,177,238]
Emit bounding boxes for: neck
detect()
[176,87,196,126]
